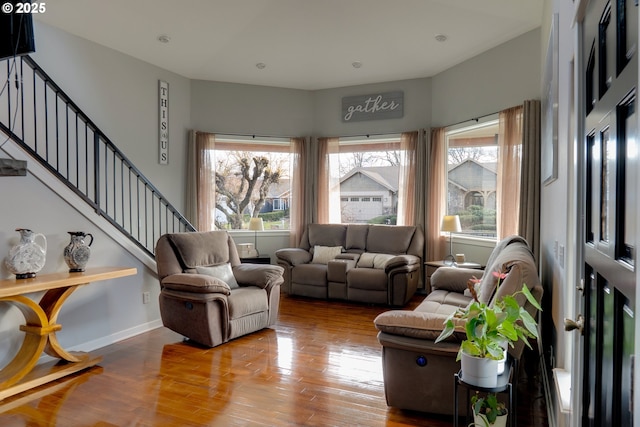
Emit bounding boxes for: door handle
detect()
[564,315,585,334]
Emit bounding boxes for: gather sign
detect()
[341,91,404,122]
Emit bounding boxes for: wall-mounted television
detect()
[0,2,36,60]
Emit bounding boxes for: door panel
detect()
[581,1,637,426]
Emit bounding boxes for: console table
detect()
[0,266,137,400]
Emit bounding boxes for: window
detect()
[212,137,292,230]
[333,136,404,224]
[446,120,499,238]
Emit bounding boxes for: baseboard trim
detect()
[37,320,164,365]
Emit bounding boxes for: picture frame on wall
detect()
[542,13,559,185]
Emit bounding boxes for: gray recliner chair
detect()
[155,231,284,347]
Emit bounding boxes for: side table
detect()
[453,357,516,427]
[424,260,483,294]
[240,254,271,264]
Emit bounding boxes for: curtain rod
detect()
[322,130,419,139]
[439,110,502,131]
[196,130,297,140]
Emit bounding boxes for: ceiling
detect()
[35,0,543,91]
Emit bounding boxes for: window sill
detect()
[552,368,572,414]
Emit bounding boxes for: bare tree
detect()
[382,150,401,166]
[448,147,486,165]
[215,153,281,229]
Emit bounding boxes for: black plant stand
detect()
[453,357,517,427]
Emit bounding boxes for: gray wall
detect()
[313,78,432,136]
[30,23,192,213]
[190,80,314,136]
[0,20,543,362]
[431,28,542,127]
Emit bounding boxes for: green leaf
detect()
[521,284,542,311]
[520,309,540,338]
[435,319,455,343]
[497,321,517,341]
[461,340,481,356]
[502,296,520,321]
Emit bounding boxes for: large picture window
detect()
[212,137,292,230]
[337,137,403,224]
[446,120,499,238]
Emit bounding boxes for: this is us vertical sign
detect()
[159,80,169,164]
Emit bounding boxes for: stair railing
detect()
[0,55,195,257]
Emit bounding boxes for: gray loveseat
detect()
[275,224,424,306]
[373,235,543,415]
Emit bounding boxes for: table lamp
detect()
[248,217,264,257]
[441,215,461,265]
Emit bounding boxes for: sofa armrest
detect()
[335,253,360,261]
[430,267,483,293]
[377,331,461,356]
[327,259,356,283]
[275,248,312,266]
[161,273,231,295]
[374,310,465,341]
[384,254,421,272]
[233,264,284,290]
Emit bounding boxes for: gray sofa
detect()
[275,224,424,306]
[155,231,284,347]
[373,235,543,415]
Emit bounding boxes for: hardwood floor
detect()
[0,294,548,426]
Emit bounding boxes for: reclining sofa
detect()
[275,223,424,306]
[155,231,284,347]
[373,235,543,415]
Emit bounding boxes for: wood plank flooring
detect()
[0,294,548,426]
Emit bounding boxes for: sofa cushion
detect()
[196,264,239,289]
[168,231,230,268]
[477,238,537,303]
[308,224,347,248]
[366,225,415,254]
[161,273,231,295]
[356,252,395,269]
[345,224,369,250]
[311,245,343,264]
[419,289,473,312]
[292,263,328,286]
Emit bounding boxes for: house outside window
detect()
[446,120,499,238]
[211,137,291,230]
[335,136,404,224]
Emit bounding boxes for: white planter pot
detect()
[473,412,508,427]
[460,352,500,388]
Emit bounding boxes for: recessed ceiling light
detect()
[435,34,447,42]
[157,35,171,44]
[352,61,363,69]
[256,62,266,70]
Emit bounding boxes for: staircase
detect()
[0,55,195,259]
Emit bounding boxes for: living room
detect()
[0,1,637,426]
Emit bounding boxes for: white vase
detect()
[5,228,47,279]
[460,352,500,388]
[473,412,508,427]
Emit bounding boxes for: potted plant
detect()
[435,271,542,387]
[471,392,508,427]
